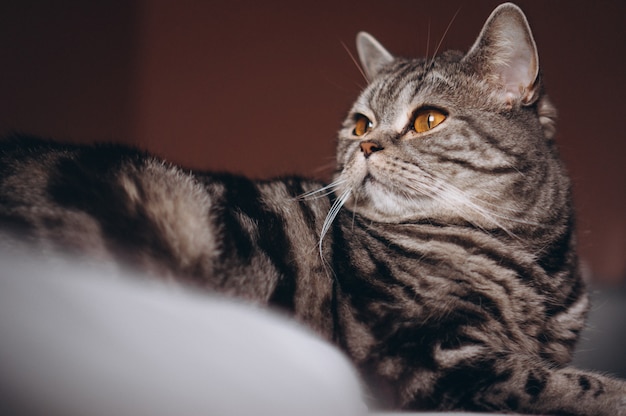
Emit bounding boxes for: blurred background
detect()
[0,0,624,378]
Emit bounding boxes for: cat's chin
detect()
[346,184,437,223]
[337,156,443,223]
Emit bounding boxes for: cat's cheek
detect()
[337,140,361,168]
[341,154,414,220]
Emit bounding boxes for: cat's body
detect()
[1,3,624,415]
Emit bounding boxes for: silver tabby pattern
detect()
[0,3,624,415]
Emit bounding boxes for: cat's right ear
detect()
[356,32,394,81]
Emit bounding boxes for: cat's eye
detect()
[413,108,447,133]
[353,115,372,137]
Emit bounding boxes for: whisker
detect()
[427,7,462,69]
[423,19,431,72]
[319,188,351,258]
[341,41,369,83]
[419,174,521,237]
[404,180,497,237]
[435,179,543,227]
[311,159,338,177]
[391,160,546,240]
[350,192,359,231]
[297,178,346,200]
[398,159,542,227]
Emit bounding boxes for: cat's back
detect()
[0,135,220,276]
[0,135,157,206]
[0,135,333,305]
[1,135,146,224]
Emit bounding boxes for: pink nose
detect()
[360,141,384,158]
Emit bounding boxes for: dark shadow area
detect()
[573,286,626,379]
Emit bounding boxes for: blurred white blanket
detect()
[0,253,365,416]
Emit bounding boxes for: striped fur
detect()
[0,3,624,415]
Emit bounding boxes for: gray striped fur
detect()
[0,3,624,415]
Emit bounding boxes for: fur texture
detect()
[0,3,624,415]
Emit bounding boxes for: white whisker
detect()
[319,189,352,259]
[350,192,359,232]
[398,159,544,230]
[437,179,543,227]
[389,160,545,241]
[297,179,346,201]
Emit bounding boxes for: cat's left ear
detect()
[463,3,539,106]
[356,32,394,81]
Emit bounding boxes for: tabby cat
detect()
[1,3,624,415]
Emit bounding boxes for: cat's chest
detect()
[336,219,549,333]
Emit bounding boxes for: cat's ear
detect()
[356,32,394,81]
[464,3,539,105]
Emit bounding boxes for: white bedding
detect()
[0,254,363,416]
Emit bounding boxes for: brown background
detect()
[1,0,624,285]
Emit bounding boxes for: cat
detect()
[0,2,624,415]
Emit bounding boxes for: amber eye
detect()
[353,115,372,137]
[413,108,447,133]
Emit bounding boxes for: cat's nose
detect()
[360,140,384,158]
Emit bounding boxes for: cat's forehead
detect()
[354,53,463,127]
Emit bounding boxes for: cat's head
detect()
[334,3,566,235]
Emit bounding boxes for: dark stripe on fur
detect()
[211,176,257,265]
[524,369,548,399]
[214,174,298,310]
[419,358,504,410]
[47,147,181,266]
